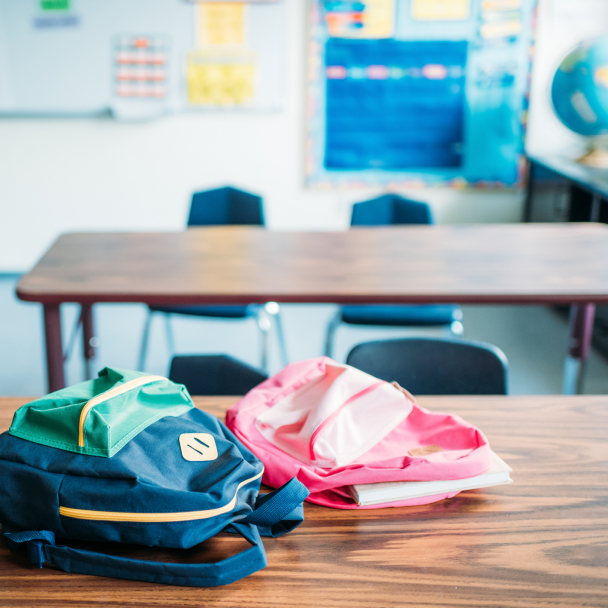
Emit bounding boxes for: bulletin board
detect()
[306,0,538,189]
[0,0,285,120]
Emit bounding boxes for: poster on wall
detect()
[306,0,538,189]
[186,2,256,108]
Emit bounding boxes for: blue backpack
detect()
[0,368,309,587]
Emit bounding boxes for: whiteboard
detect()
[0,0,285,119]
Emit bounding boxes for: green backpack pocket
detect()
[9,367,193,457]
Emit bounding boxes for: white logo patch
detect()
[179,433,218,462]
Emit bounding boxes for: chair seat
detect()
[346,337,508,395]
[149,305,255,319]
[340,304,462,327]
[169,355,268,395]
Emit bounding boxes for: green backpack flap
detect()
[9,367,194,457]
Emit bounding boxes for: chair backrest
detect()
[188,187,264,226]
[346,337,508,395]
[169,355,268,396]
[351,194,433,226]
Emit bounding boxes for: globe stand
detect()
[576,145,608,169]
[576,135,608,168]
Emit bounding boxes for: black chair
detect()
[346,337,508,395]
[324,194,463,357]
[169,354,268,396]
[138,186,287,372]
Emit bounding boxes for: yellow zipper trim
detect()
[78,375,165,448]
[59,470,264,522]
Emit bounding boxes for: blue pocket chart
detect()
[306,0,538,189]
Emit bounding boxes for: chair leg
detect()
[81,304,96,382]
[163,313,176,355]
[138,309,154,371]
[255,309,272,372]
[265,302,288,367]
[324,308,342,359]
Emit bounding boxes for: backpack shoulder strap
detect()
[243,477,310,538]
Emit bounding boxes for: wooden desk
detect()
[16,224,608,393]
[2,395,608,608]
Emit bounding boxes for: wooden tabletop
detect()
[16,224,608,305]
[1,395,608,607]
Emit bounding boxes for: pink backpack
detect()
[226,357,491,509]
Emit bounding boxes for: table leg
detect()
[590,193,601,222]
[522,159,535,222]
[563,303,595,395]
[43,304,65,393]
[81,304,96,381]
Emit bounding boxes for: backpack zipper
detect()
[58,470,263,522]
[78,375,165,448]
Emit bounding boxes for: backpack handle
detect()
[4,523,266,587]
[3,478,310,586]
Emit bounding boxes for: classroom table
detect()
[524,154,608,223]
[1,394,607,608]
[16,223,608,394]
[523,156,608,363]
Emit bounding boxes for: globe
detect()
[551,36,608,138]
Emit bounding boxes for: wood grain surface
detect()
[1,395,608,607]
[16,224,608,305]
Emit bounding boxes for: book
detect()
[347,451,512,507]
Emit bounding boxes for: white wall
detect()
[0,0,603,272]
